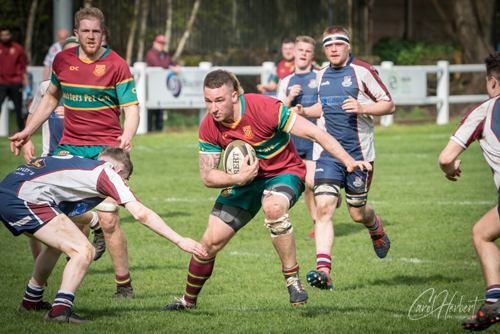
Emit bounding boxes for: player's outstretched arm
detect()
[439,140,465,182]
[9,83,61,155]
[290,101,322,118]
[343,96,395,116]
[290,115,372,172]
[199,152,258,188]
[124,201,208,258]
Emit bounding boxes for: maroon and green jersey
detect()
[199,94,306,180]
[51,46,138,146]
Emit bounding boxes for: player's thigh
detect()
[200,214,236,256]
[473,206,500,242]
[31,214,93,258]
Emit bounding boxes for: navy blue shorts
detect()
[315,159,374,194]
[291,134,314,161]
[0,191,61,236]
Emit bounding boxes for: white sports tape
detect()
[262,190,291,210]
[95,202,120,212]
[264,214,293,238]
[323,34,350,46]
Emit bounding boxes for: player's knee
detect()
[262,201,287,221]
[264,214,293,238]
[346,193,367,208]
[97,211,120,232]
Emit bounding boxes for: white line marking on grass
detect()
[229,251,272,257]
[375,257,478,266]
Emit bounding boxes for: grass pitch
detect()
[0,122,496,333]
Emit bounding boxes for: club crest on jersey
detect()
[93,64,106,76]
[27,158,46,168]
[221,187,233,197]
[308,80,317,89]
[57,151,70,156]
[342,76,352,87]
[242,126,254,139]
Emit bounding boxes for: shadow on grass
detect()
[333,222,364,237]
[120,211,193,224]
[343,274,463,291]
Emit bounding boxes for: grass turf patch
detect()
[0,123,495,333]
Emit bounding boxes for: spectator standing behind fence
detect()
[0,26,30,132]
[42,29,69,81]
[145,35,181,132]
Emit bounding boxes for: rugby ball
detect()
[223,140,257,175]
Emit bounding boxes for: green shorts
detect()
[54,144,108,160]
[215,174,305,218]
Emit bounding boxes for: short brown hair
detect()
[485,51,500,82]
[74,7,105,30]
[204,70,244,96]
[323,26,349,38]
[295,36,316,48]
[98,146,134,180]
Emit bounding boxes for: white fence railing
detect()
[0,61,487,137]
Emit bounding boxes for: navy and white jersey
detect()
[276,70,318,159]
[316,55,392,162]
[29,80,64,156]
[0,155,138,217]
[451,94,500,191]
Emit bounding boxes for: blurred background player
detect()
[145,34,181,132]
[0,25,31,132]
[276,35,339,241]
[42,29,69,81]
[160,69,371,311]
[257,37,295,94]
[438,51,500,332]
[9,7,140,299]
[292,25,395,291]
[1,147,207,324]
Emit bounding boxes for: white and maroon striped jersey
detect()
[451,94,500,190]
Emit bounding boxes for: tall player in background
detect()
[439,51,500,332]
[9,7,140,299]
[292,26,395,291]
[276,35,339,241]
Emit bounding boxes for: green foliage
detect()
[394,107,430,119]
[0,123,495,333]
[164,110,199,127]
[373,37,458,65]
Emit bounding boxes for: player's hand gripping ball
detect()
[223,140,257,181]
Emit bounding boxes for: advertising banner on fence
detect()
[147,68,208,109]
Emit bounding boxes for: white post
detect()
[261,61,275,85]
[380,61,394,127]
[0,99,9,137]
[198,62,212,126]
[436,60,450,125]
[133,62,148,135]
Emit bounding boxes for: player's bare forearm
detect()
[291,102,322,118]
[290,116,371,172]
[199,152,249,188]
[439,140,465,181]
[344,97,395,116]
[122,105,140,138]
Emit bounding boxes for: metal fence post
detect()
[436,60,450,125]
[380,61,394,127]
[261,62,275,85]
[133,62,148,135]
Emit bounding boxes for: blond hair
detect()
[74,7,105,30]
[295,36,316,48]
